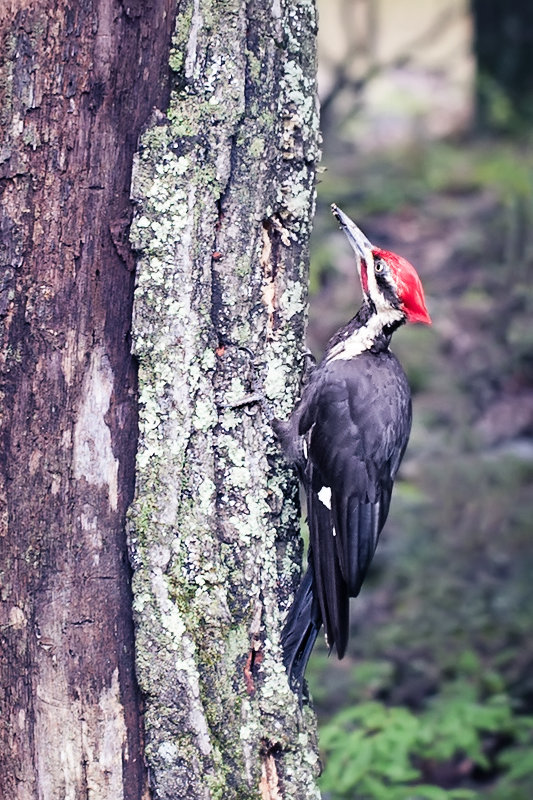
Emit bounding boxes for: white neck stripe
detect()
[327,307,404,361]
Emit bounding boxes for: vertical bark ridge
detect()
[0,2,176,797]
[128,0,322,798]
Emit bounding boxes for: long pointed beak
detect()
[331,204,374,260]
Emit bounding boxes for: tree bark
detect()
[128,1,321,799]
[0,2,175,797]
[1,0,320,797]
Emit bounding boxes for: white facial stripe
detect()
[364,247,379,304]
[327,307,404,361]
[367,258,400,316]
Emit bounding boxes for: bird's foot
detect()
[300,349,316,388]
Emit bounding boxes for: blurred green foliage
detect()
[318,679,533,800]
[314,138,533,224]
[307,133,533,798]
[309,452,533,798]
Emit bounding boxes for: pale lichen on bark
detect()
[128,1,321,798]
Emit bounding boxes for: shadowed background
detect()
[307,2,533,798]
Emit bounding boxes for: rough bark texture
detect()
[128,1,321,798]
[0,2,175,797]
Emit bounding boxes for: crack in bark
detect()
[261,218,290,340]
[259,742,283,800]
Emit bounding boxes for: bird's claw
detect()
[300,349,316,388]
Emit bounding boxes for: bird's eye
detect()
[375,260,384,274]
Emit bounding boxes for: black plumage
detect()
[276,327,411,687]
[276,205,431,694]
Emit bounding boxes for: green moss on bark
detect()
[128,1,321,798]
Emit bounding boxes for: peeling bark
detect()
[128,0,322,798]
[0,2,175,797]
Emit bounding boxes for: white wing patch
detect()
[317,486,332,510]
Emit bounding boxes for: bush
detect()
[318,675,533,800]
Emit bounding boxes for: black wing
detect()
[299,351,411,658]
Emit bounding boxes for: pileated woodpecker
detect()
[275,204,431,693]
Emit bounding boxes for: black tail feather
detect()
[309,484,350,659]
[281,565,322,699]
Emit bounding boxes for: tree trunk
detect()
[0,2,174,798]
[471,0,533,128]
[1,0,321,798]
[128,1,321,799]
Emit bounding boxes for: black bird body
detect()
[278,206,431,692]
